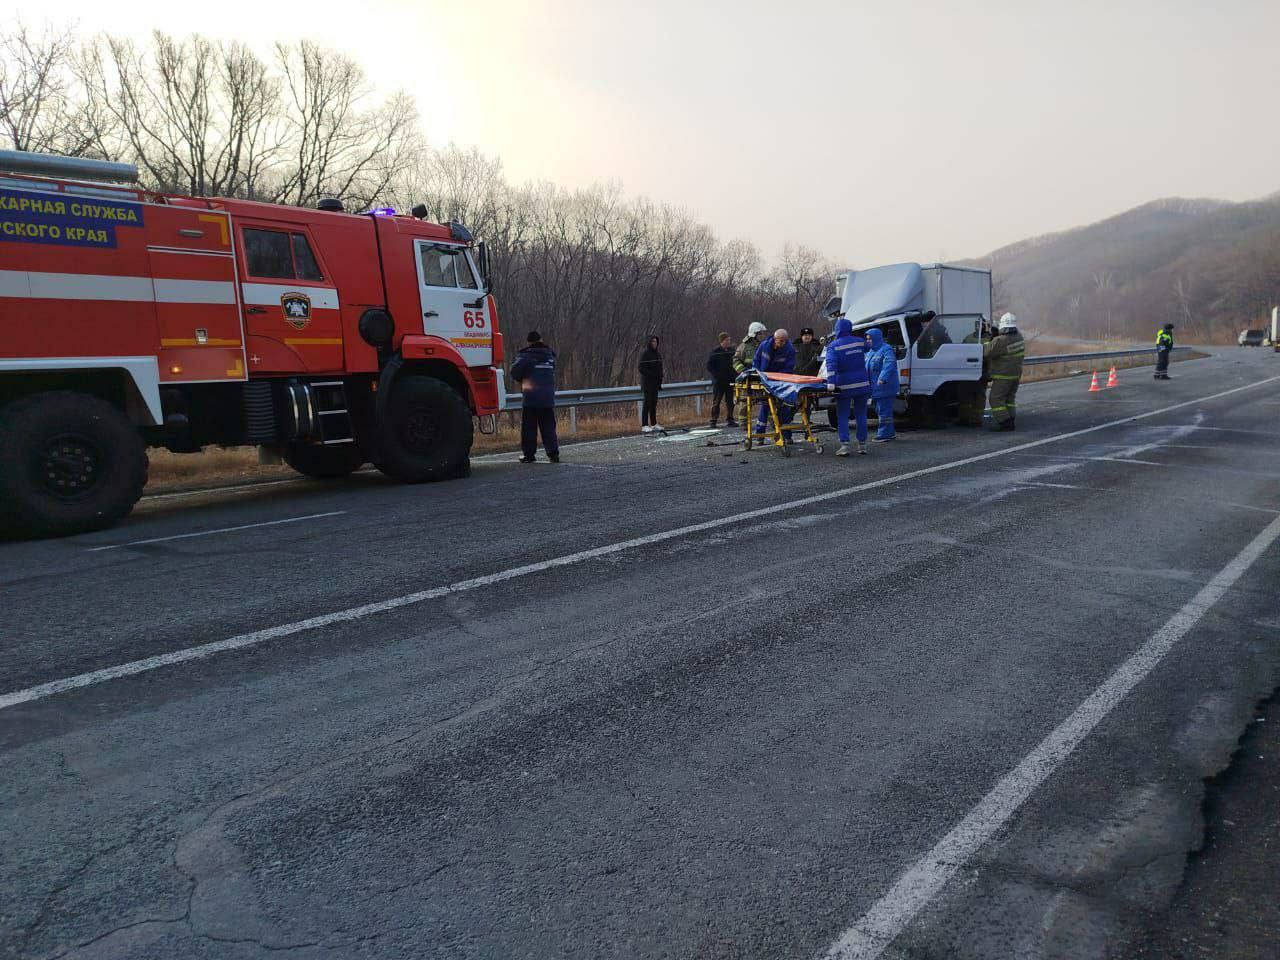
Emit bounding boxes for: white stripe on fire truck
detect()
[153,278,236,305]
[26,271,154,302]
[0,270,238,306]
[240,282,339,310]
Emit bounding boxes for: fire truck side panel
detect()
[0,183,158,362]
[231,216,344,374]
[144,205,247,384]
[303,217,384,376]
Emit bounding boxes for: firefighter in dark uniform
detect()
[1154,323,1174,379]
[984,312,1025,431]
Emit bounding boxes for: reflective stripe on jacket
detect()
[824,318,871,394]
[984,330,1025,381]
[865,328,900,399]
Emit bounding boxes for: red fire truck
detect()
[0,150,504,537]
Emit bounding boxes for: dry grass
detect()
[142,351,1203,494]
[1022,334,1141,357]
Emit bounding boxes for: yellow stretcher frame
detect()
[733,373,830,457]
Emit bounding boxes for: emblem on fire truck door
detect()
[280,292,312,330]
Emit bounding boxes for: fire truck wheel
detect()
[0,391,148,539]
[282,443,365,480]
[376,374,473,483]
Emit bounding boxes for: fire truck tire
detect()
[375,374,473,483]
[282,443,365,480]
[0,391,148,538]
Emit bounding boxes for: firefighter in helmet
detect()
[984,312,1025,431]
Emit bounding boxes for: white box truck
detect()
[822,262,993,424]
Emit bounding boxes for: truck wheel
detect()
[908,395,942,429]
[282,443,365,479]
[0,391,148,538]
[375,375,473,482]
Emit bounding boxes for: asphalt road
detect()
[2,350,1279,960]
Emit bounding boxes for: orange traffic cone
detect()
[1088,370,1101,392]
[1105,366,1118,388]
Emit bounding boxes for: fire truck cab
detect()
[0,150,504,538]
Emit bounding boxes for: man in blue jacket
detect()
[509,330,559,463]
[824,317,872,456]
[752,328,797,438]
[865,327,900,442]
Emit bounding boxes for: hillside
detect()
[968,194,1280,342]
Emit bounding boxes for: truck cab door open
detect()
[413,241,491,367]
[909,314,983,396]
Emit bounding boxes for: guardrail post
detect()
[569,406,577,434]
[636,400,642,422]
[695,395,702,417]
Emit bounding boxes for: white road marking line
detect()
[1019,481,1084,490]
[822,509,1280,960]
[1186,425,1280,438]
[3,375,1277,712]
[140,477,308,503]
[86,512,346,552]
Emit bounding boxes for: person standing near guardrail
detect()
[865,327,899,442]
[1154,323,1174,380]
[984,313,1026,431]
[706,332,738,428]
[509,331,560,463]
[824,317,871,456]
[638,335,664,433]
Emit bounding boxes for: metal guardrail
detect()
[503,346,1190,413]
[1022,345,1189,367]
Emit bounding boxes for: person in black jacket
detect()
[794,327,823,376]
[705,332,738,427]
[509,331,559,463]
[638,335,664,432]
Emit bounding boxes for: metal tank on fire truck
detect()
[0,150,504,537]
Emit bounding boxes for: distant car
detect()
[1238,329,1266,346]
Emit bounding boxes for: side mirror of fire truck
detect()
[476,241,491,291]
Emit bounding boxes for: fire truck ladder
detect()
[309,381,355,446]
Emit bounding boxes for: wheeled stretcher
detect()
[733,371,835,456]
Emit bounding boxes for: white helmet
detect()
[999,312,1017,332]
[747,321,767,337]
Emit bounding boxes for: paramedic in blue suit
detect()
[824,317,872,456]
[752,328,797,438]
[865,327,899,442]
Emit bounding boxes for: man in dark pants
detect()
[509,331,559,463]
[1154,323,1174,379]
[706,332,738,427]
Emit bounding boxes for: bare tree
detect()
[271,40,417,209]
[0,22,87,154]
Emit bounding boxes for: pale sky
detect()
[9,0,1279,267]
